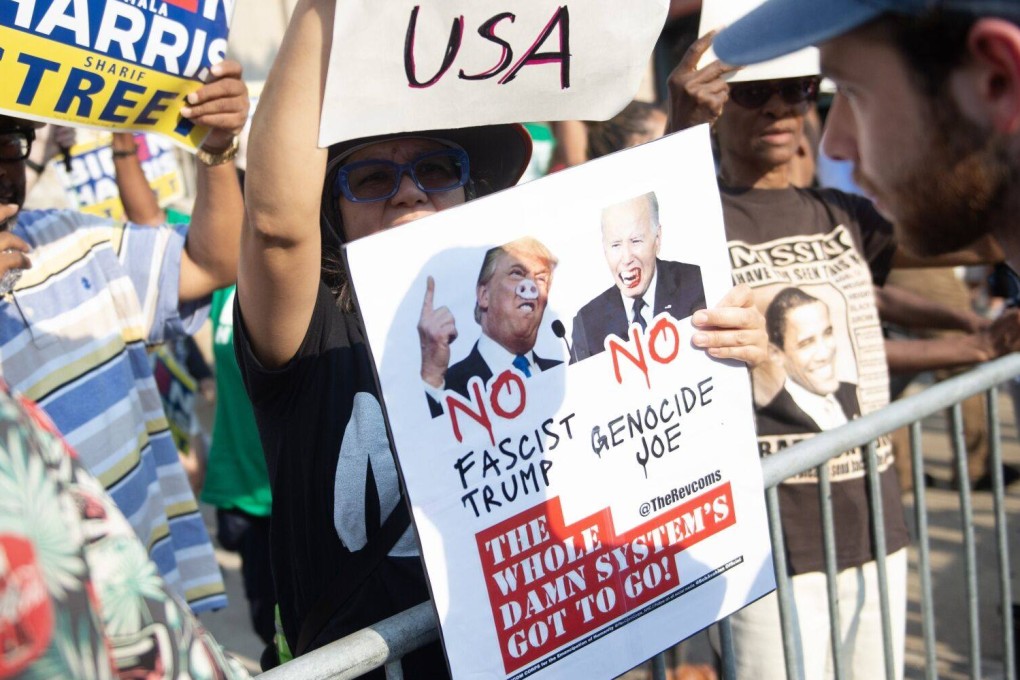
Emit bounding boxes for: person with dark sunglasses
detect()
[726,76,820,110]
[667,35,910,678]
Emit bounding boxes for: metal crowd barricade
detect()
[258,354,1020,680]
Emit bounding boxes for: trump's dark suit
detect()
[427,341,561,417]
[445,342,561,397]
[569,258,706,363]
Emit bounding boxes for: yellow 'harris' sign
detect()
[0,0,234,151]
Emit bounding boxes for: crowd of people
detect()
[1,0,1019,678]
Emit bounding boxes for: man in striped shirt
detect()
[0,60,248,613]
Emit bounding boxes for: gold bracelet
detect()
[196,136,239,166]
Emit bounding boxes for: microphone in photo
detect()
[551,319,572,360]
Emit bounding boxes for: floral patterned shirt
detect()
[0,381,249,679]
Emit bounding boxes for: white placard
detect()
[344,127,774,679]
[698,0,818,82]
[320,0,669,147]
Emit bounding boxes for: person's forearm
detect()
[238,0,336,368]
[549,120,589,168]
[891,234,1004,268]
[875,284,986,333]
[174,59,248,303]
[180,158,243,301]
[112,134,164,226]
[244,0,331,245]
[751,360,784,407]
[885,335,992,373]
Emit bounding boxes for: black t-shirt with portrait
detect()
[721,184,909,575]
[235,283,448,676]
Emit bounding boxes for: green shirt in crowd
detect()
[201,285,272,517]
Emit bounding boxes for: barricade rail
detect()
[258,353,1020,680]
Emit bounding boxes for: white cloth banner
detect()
[320,0,668,146]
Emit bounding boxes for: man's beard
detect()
[855,97,1018,257]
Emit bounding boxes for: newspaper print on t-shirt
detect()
[728,224,893,483]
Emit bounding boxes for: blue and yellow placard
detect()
[151,343,197,453]
[0,0,233,151]
[57,132,185,220]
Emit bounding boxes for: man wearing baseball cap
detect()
[713,1,1020,273]
[666,0,1020,675]
[713,3,1020,675]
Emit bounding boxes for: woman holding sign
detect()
[237,0,770,673]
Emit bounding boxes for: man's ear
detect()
[959,19,1020,134]
[477,284,489,313]
[767,343,785,365]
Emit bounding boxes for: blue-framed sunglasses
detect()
[334,147,470,203]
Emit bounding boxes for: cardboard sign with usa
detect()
[320,0,668,146]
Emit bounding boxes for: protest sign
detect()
[0,0,234,150]
[344,126,775,679]
[56,132,184,220]
[320,0,668,146]
[151,343,197,453]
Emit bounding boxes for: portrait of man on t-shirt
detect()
[762,286,861,432]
